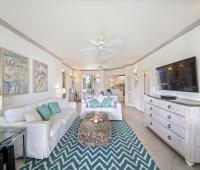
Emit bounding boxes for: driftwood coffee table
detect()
[78,112,112,147]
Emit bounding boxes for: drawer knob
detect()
[167,115,171,119]
[150,99,152,103]
[150,122,152,125]
[167,135,171,140]
[150,113,153,117]
[150,107,152,110]
[168,105,171,109]
[167,124,171,129]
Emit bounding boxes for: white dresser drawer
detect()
[145,96,159,106]
[159,100,188,116]
[159,109,185,128]
[159,117,185,138]
[145,103,159,116]
[144,116,160,134]
[160,125,185,156]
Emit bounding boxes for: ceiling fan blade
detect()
[104,48,120,54]
[106,38,123,47]
[90,39,99,46]
[81,47,96,52]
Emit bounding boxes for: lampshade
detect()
[0,95,2,110]
[56,88,66,95]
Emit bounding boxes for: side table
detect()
[0,128,26,170]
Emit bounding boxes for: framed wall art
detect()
[1,49,29,96]
[33,60,48,92]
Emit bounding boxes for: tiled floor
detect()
[16,104,200,170]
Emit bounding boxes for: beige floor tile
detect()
[172,154,200,170]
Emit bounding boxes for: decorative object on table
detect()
[56,87,66,98]
[1,49,29,96]
[20,118,158,170]
[78,113,112,147]
[33,60,48,92]
[0,128,26,170]
[84,112,108,122]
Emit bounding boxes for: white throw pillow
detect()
[4,107,26,122]
[58,99,68,109]
[36,100,48,107]
[48,98,60,103]
[25,107,42,122]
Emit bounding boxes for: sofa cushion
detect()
[88,99,100,108]
[25,107,42,122]
[48,102,61,114]
[101,107,117,113]
[4,107,26,122]
[101,98,112,107]
[50,108,76,124]
[49,117,63,138]
[84,107,102,113]
[96,96,105,103]
[37,104,53,121]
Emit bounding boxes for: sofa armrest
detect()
[116,103,122,112]
[80,102,87,113]
[27,121,50,148]
[0,116,26,128]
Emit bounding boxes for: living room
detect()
[0,1,200,170]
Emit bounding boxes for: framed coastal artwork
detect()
[33,60,48,92]
[1,49,29,96]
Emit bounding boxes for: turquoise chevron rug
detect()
[20,118,159,170]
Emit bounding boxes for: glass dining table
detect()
[0,128,26,170]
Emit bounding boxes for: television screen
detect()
[156,57,198,92]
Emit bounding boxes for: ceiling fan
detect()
[82,36,122,54]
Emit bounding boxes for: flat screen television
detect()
[156,57,199,92]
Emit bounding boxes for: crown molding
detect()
[1,17,200,71]
[125,18,200,67]
[0,18,74,70]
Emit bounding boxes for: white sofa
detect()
[81,96,122,120]
[0,98,78,159]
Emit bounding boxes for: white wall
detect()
[0,26,71,109]
[125,25,200,111]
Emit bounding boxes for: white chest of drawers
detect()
[144,95,200,166]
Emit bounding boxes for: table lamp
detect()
[56,88,66,98]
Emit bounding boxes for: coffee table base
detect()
[78,113,112,147]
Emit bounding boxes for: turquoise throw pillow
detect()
[101,98,112,107]
[88,99,100,108]
[48,102,61,114]
[37,104,53,120]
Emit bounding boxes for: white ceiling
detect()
[0,0,200,70]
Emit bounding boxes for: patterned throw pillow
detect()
[37,104,53,120]
[101,98,113,107]
[48,102,61,114]
[88,99,100,108]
